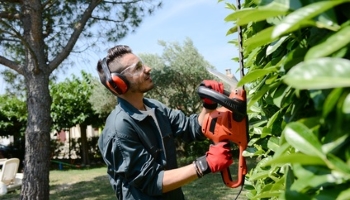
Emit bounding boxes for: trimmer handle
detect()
[209,115,248,188]
[220,138,247,188]
[197,86,246,118]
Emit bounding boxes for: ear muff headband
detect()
[101,58,129,95]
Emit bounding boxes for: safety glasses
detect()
[120,60,145,77]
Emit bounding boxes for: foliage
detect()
[0,95,27,137]
[89,78,117,118]
[0,70,26,98]
[50,71,104,166]
[50,71,103,131]
[0,0,162,65]
[1,0,162,94]
[224,0,350,199]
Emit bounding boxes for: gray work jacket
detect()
[98,97,206,200]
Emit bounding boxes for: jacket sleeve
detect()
[99,113,164,197]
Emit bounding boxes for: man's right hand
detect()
[206,142,233,172]
[194,142,233,177]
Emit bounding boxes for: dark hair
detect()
[96,45,132,88]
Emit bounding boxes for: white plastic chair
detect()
[0,158,7,164]
[0,158,22,195]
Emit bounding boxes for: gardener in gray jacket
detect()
[96,45,232,200]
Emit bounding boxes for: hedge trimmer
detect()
[198,68,248,191]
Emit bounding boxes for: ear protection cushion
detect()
[101,58,129,95]
[109,73,129,95]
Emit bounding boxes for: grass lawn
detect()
[1,159,255,200]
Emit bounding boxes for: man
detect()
[96,45,232,200]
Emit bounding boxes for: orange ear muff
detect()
[108,73,129,94]
[101,58,129,95]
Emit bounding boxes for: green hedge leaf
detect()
[315,186,350,200]
[283,58,350,89]
[273,143,291,158]
[272,84,291,108]
[285,166,294,189]
[326,154,350,174]
[343,93,350,114]
[305,26,350,60]
[249,170,271,181]
[224,2,237,11]
[243,147,265,157]
[226,26,237,35]
[244,26,275,52]
[263,153,326,166]
[267,136,280,152]
[266,111,281,133]
[266,36,288,56]
[283,122,325,159]
[338,187,350,200]
[252,191,283,200]
[272,0,348,38]
[322,134,350,154]
[225,2,289,25]
[238,68,277,87]
[322,88,343,118]
[248,82,280,109]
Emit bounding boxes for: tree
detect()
[50,71,104,165]
[0,1,161,199]
[224,0,350,199]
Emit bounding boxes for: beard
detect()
[128,79,154,93]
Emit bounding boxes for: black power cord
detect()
[234,176,245,200]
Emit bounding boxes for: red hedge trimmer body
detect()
[198,70,249,188]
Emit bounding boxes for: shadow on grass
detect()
[1,174,115,200]
[49,175,115,200]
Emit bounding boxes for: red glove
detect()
[199,80,224,109]
[194,142,233,177]
[206,142,233,172]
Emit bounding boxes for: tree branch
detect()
[0,55,23,75]
[48,0,102,72]
[0,18,36,68]
[0,36,20,43]
[90,16,124,23]
[104,0,143,4]
[0,12,21,20]
[1,0,21,2]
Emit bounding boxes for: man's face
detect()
[119,53,154,93]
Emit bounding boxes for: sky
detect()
[0,0,241,94]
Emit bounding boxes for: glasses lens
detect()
[120,61,144,76]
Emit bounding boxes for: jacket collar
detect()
[117,97,156,121]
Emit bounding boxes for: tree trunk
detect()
[80,124,90,166]
[19,0,52,198]
[21,75,52,200]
